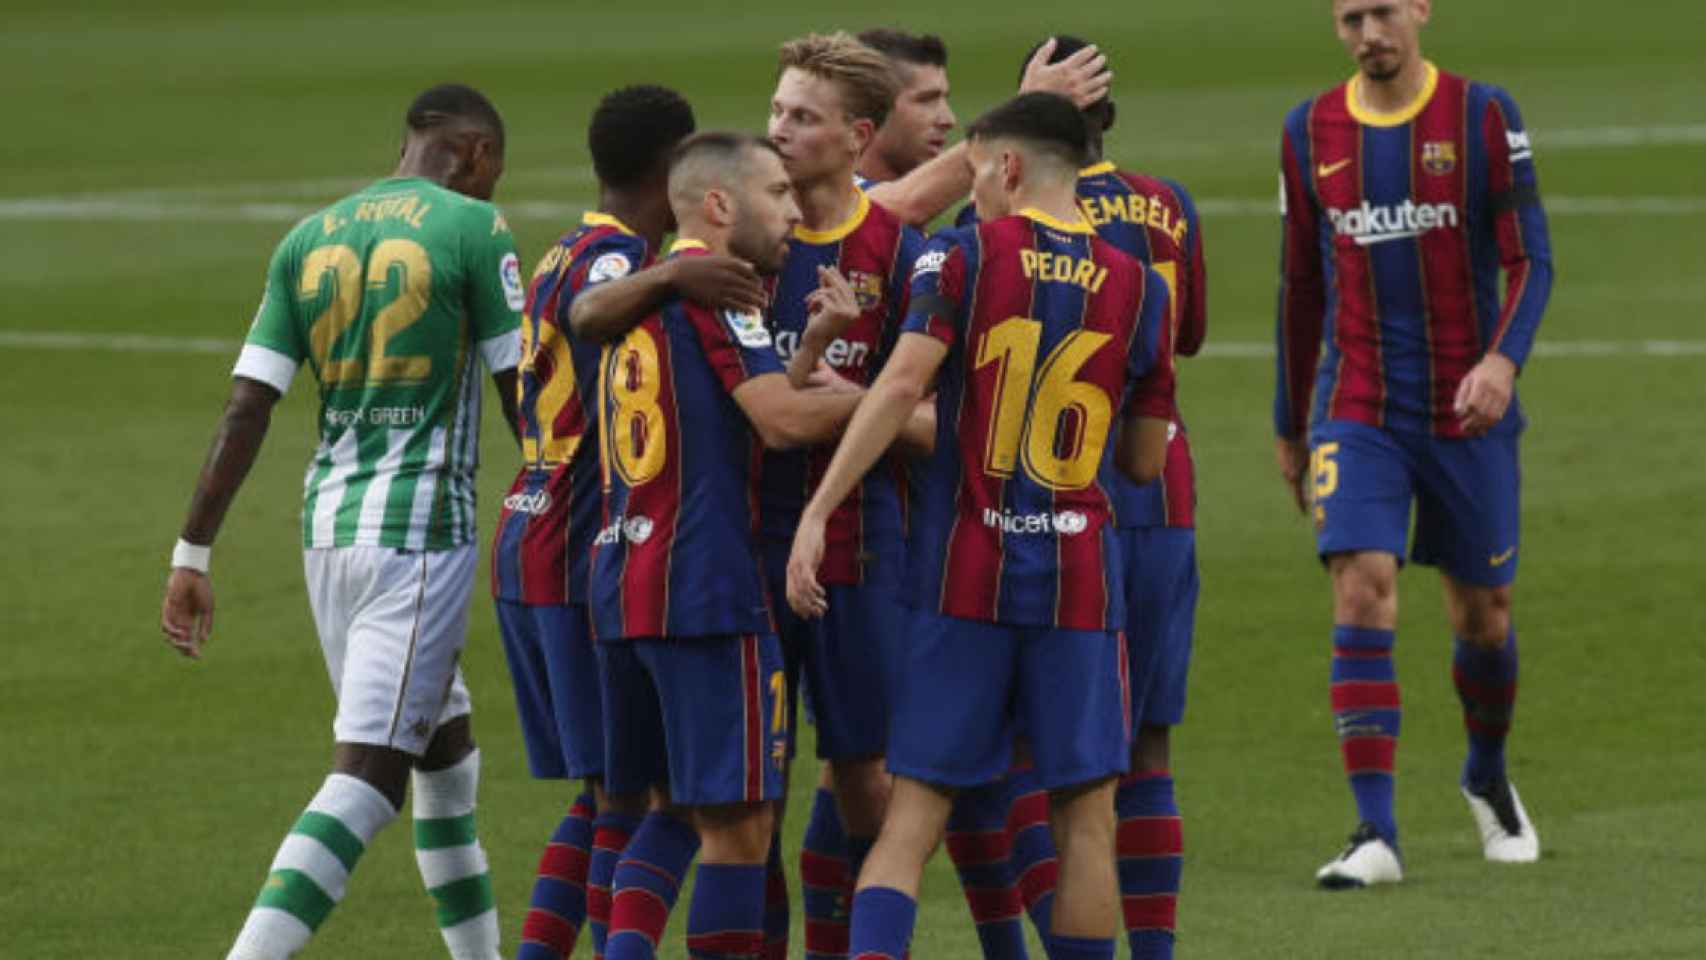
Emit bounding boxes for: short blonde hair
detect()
[777,32,900,128]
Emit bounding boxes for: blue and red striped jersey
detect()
[760,191,924,583]
[901,209,1175,631]
[1076,162,1208,529]
[1275,62,1553,440]
[589,241,786,641]
[491,212,649,605]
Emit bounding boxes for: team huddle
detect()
[160,2,1553,958]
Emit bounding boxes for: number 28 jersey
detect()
[902,210,1175,631]
[236,176,524,551]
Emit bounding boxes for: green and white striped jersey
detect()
[235,176,523,550]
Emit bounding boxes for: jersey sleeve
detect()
[232,235,304,395]
[1274,107,1327,440]
[899,232,969,348]
[686,303,787,393]
[1125,264,1177,421]
[465,205,526,373]
[562,233,650,324]
[1480,87,1553,371]
[879,225,929,359]
[1164,178,1209,358]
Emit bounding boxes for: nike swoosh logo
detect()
[1352,230,1424,246]
[1317,158,1353,178]
[1490,547,1517,567]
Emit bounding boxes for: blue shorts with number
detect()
[1309,419,1522,588]
[887,611,1129,790]
[596,633,787,806]
[763,537,901,761]
[495,600,603,780]
[1121,527,1199,731]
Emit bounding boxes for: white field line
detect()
[3,330,1702,360]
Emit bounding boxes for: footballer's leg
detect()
[1414,429,1536,863]
[1116,526,1197,958]
[1310,422,1412,888]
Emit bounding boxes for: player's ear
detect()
[849,117,876,157]
[1002,148,1023,195]
[1411,0,1432,26]
[705,187,735,228]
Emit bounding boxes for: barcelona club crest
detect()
[847,270,884,311]
[1422,141,1457,176]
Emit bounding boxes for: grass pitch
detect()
[3,2,1704,956]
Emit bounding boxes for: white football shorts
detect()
[303,544,477,756]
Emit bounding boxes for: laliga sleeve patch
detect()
[500,252,525,311]
[587,252,633,285]
[724,308,772,348]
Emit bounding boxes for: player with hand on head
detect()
[787,92,1176,960]
[160,84,522,960]
[488,84,700,960]
[588,131,869,960]
[1276,0,1553,887]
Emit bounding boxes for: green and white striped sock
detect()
[413,748,500,960]
[228,774,397,960]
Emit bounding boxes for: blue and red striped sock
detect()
[1042,934,1116,960]
[605,812,700,960]
[1455,631,1519,790]
[519,791,597,959]
[802,786,852,960]
[588,810,643,959]
[1005,768,1058,936]
[946,781,1029,960]
[764,832,790,960]
[848,886,917,960]
[1332,625,1401,844]
[1115,771,1181,960]
[686,863,766,960]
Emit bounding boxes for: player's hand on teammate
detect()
[804,266,861,344]
[802,360,863,396]
[161,568,214,659]
[1275,436,1310,515]
[786,514,830,619]
[1454,352,1517,437]
[667,254,769,315]
[1020,38,1112,109]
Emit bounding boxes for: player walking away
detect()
[855,29,956,188]
[788,92,1177,960]
[588,131,871,960]
[1275,0,1553,887]
[764,32,931,960]
[1027,35,1209,959]
[490,85,715,960]
[160,84,522,960]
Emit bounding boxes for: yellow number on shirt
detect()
[1311,441,1341,501]
[303,240,434,387]
[603,327,666,486]
[974,316,1116,492]
[519,319,579,466]
[769,670,787,735]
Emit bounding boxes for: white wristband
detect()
[172,538,211,573]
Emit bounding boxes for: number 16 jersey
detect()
[235,176,524,552]
[901,209,1175,631]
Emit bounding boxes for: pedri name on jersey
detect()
[1327,199,1461,247]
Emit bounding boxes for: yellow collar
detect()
[582,211,638,235]
[1018,207,1094,235]
[668,238,709,255]
[1346,61,1439,127]
[794,190,871,244]
[1079,161,1117,177]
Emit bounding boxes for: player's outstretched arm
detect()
[569,255,768,343]
[160,376,281,659]
[787,332,948,618]
[732,373,864,451]
[895,398,936,457]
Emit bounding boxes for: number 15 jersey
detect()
[901,209,1175,632]
[235,176,524,551]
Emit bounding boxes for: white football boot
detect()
[1315,822,1404,889]
[1462,779,1540,863]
